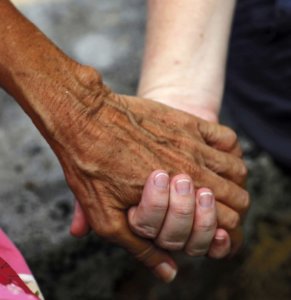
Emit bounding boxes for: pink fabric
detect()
[0,230,31,275]
[0,284,38,300]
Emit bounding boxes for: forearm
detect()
[0,0,103,145]
[139,0,236,117]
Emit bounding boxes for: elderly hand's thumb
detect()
[108,212,178,283]
[122,229,178,282]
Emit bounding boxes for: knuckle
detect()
[135,244,156,263]
[195,220,217,233]
[179,160,202,181]
[232,161,248,185]
[79,65,103,87]
[240,191,250,212]
[185,248,208,257]
[101,221,122,239]
[148,201,168,212]
[238,162,248,178]
[235,147,243,158]
[226,129,238,147]
[171,204,194,218]
[156,239,185,251]
[132,224,158,239]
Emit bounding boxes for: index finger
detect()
[198,168,250,214]
[198,120,243,157]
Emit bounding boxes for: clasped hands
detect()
[48,66,249,283]
[0,0,248,285]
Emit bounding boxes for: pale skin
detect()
[72,0,240,272]
[72,171,232,255]
[0,0,247,284]
[128,172,232,259]
[137,0,240,261]
[139,0,236,118]
[139,0,240,248]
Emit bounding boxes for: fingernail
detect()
[175,179,191,196]
[155,263,177,283]
[154,173,169,190]
[199,191,214,208]
[215,235,225,245]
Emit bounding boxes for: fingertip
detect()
[170,173,195,197]
[70,221,90,238]
[196,188,215,209]
[154,261,178,283]
[208,229,231,259]
[152,170,169,191]
[196,187,212,197]
[70,202,91,238]
[214,228,229,243]
[141,170,169,201]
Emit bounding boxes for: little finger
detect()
[208,228,231,259]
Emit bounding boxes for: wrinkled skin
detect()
[70,85,248,260]
[0,1,248,281]
[49,67,248,261]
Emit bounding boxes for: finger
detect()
[200,144,248,187]
[230,141,243,158]
[128,170,170,239]
[198,120,242,155]
[112,213,178,283]
[216,202,240,230]
[70,201,91,237]
[84,184,178,284]
[199,168,250,214]
[156,175,195,251]
[200,117,243,158]
[216,204,244,255]
[208,228,231,259]
[185,189,216,256]
[214,201,243,257]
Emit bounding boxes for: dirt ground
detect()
[1,1,291,299]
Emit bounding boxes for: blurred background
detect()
[1,0,291,299]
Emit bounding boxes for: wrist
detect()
[138,86,219,123]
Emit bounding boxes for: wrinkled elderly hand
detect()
[128,171,232,259]
[49,66,249,280]
[0,1,248,282]
[72,171,231,265]
[135,89,247,255]
[71,87,248,265]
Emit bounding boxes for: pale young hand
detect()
[136,88,248,255]
[128,170,231,259]
[71,171,231,259]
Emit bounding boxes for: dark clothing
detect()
[224,0,291,167]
